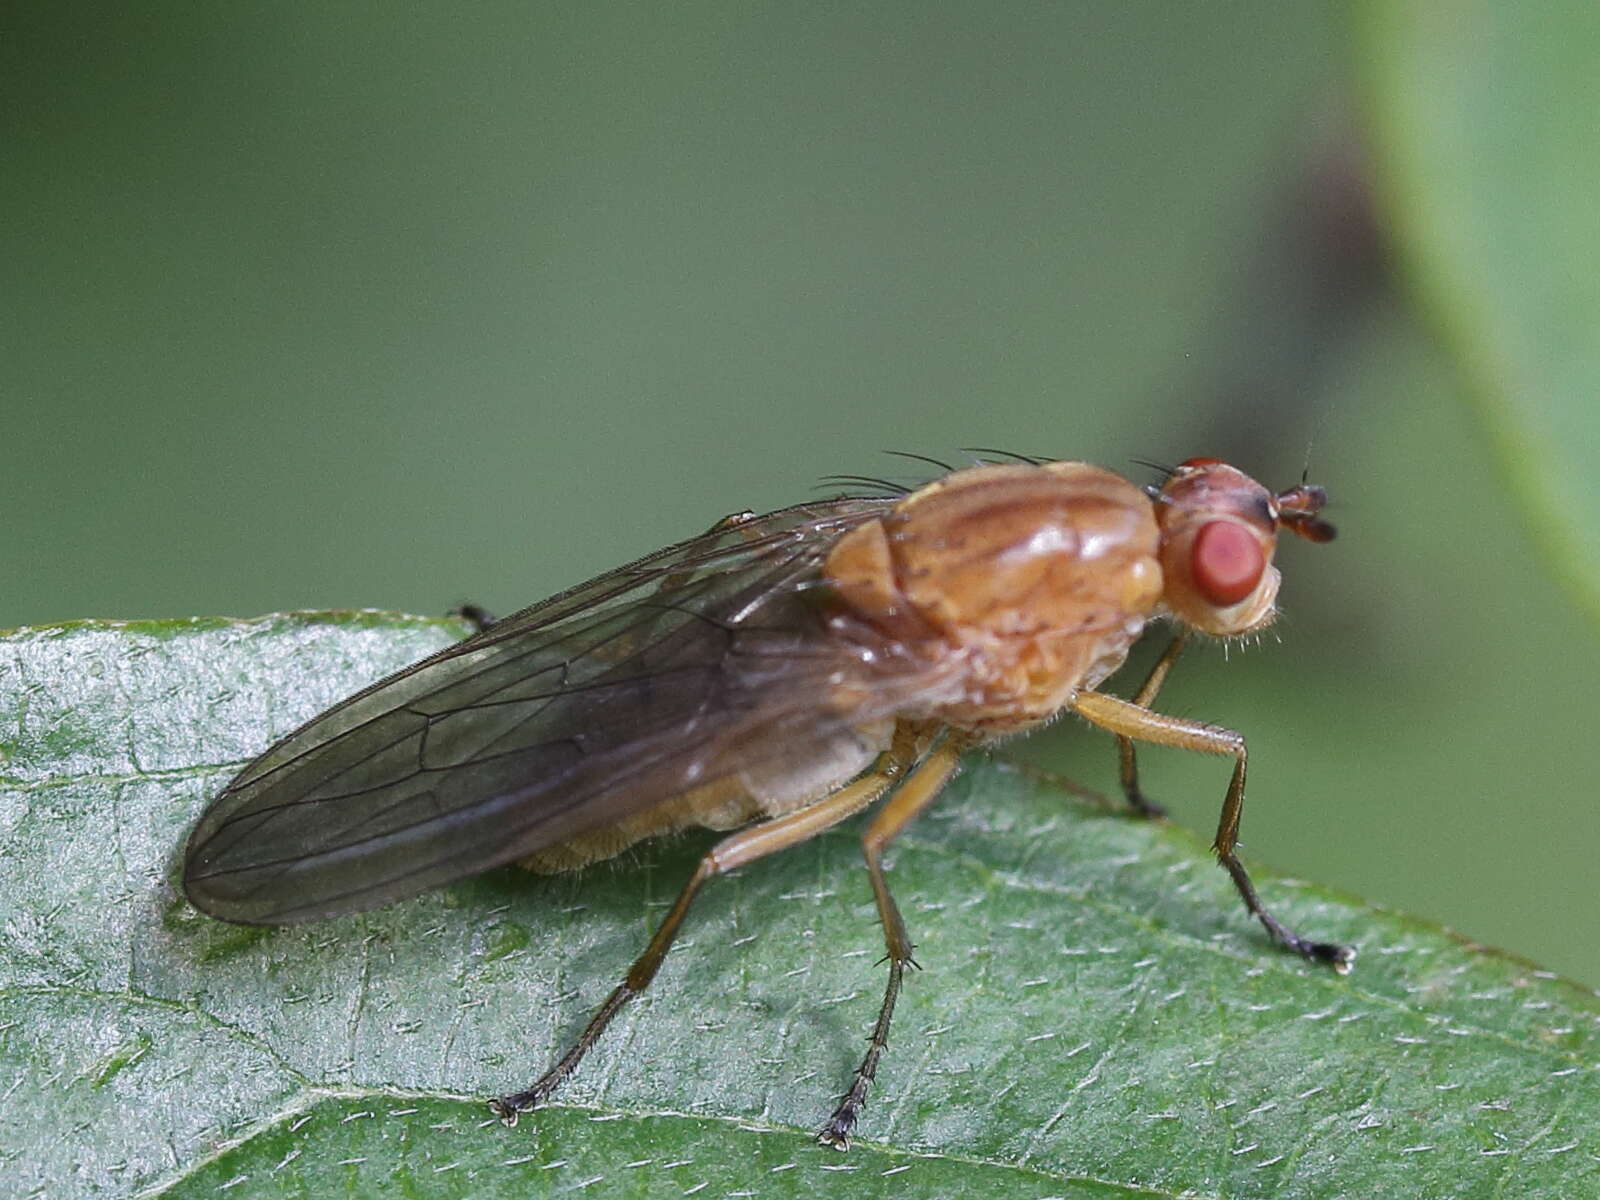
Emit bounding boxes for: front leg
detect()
[1073,690,1353,971]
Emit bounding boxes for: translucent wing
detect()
[184,498,958,925]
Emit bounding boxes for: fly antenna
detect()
[1300,392,1336,485]
[1273,481,1337,543]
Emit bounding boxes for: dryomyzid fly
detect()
[183,456,1350,1149]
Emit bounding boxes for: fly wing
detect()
[184,497,956,925]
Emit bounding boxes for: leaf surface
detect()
[1,615,1596,1198]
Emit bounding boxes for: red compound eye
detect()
[1191,520,1264,607]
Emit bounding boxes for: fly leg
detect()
[1116,632,1187,819]
[1072,692,1353,971]
[491,725,921,1124]
[450,604,498,634]
[818,735,969,1150]
[454,512,756,642]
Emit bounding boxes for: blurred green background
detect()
[5,2,1599,989]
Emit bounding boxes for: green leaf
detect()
[3,615,1597,1198]
[1357,5,1600,624]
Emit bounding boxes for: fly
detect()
[182,456,1350,1149]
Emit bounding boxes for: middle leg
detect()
[818,734,970,1149]
[491,725,921,1123]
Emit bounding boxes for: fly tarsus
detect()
[1299,936,1356,973]
[816,954,908,1151]
[450,603,498,634]
[818,738,965,1150]
[491,983,636,1124]
[488,1094,532,1126]
[817,1097,863,1151]
[489,1080,560,1126]
[1123,785,1167,820]
[1266,920,1356,974]
[1218,855,1356,974]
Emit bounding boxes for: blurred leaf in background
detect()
[1360,1,1600,625]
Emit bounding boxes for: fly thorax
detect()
[823,462,1164,737]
